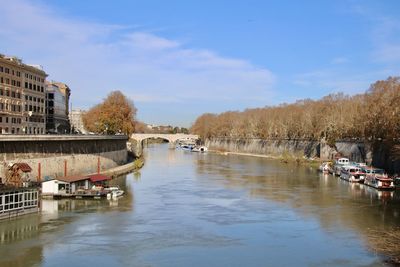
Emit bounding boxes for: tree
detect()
[82,91,137,135]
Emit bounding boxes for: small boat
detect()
[179,144,193,151]
[363,167,394,190]
[191,146,208,153]
[319,162,332,173]
[333,157,350,176]
[112,190,124,198]
[105,186,124,199]
[340,165,365,183]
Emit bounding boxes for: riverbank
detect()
[98,157,144,178]
[205,137,400,173]
[210,149,322,167]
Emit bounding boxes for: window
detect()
[29,83,32,89]
[0,66,3,72]
[25,82,28,88]
[5,68,9,74]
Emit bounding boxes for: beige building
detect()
[0,54,47,134]
[69,109,87,134]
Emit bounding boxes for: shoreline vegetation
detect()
[99,157,144,178]
[191,77,400,162]
[367,228,400,265]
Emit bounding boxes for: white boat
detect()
[191,146,208,153]
[340,165,365,183]
[333,157,350,176]
[112,190,124,198]
[363,167,394,190]
[106,186,124,199]
[318,162,332,173]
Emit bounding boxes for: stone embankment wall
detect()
[206,138,321,158]
[206,138,400,173]
[0,135,128,181]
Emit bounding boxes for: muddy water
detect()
[0,143,399,267]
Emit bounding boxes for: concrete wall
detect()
[0,135,128,181]
[206,138,320,158]
[206,137,400,173]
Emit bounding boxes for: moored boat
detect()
[363,167,394,190]
[333,157,350,176]
[318,162,332,173]
[340,165,365,183]
[191,146,208,153]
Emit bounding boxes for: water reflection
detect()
[0,145,397,266]
[0,175,133,267]
[195,153,400,258]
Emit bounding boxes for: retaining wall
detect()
[206,138,400,173]
[0,135,128,181]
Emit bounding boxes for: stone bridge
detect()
[129,134,199,156]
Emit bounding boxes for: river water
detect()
[1,143,399,267]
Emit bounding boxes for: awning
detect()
[58,175,89,183]
[88,174,111,183]
[58,174,111,183]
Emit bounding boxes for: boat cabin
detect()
[42,174,111,197]
[336,158,350,165]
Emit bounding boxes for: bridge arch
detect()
[129,133,199,156]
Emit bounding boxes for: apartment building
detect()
[0,54,47,134]
[69,109,87,134]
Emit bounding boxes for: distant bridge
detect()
[130,133,199,144]
[129,134,199,156]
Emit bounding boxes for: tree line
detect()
[190,77,400,149]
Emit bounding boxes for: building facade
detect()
[0,54,47,134]
[45,81,71,133]
[69,109,87,134]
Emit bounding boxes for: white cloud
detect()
[0,0,276,123]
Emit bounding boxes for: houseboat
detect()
[340,165,365,183]
[41,174,113,199]
[0,162,39,220]
[333,157,350,176]
[0,187,39,220]
[363,167,394,190]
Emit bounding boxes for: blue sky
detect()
[1,0,399,127]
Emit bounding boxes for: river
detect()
[1,143,399,267]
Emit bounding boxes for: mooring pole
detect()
[38,162,41,182]
[64,160,67,177]
[97,157,100,174]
